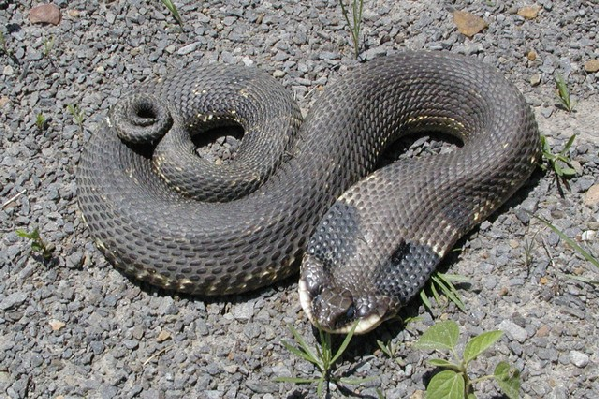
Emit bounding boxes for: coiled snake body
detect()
[77,52,540,334]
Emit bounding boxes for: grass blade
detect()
[432,275,467,312]
[330,321,358,365]
[274,377,319,384]
[555,73,573,112]
[161,0,184,27]
[420,290,433,310]
[339,376,377,385]
[532,214,599,268]
[287,325,322,367]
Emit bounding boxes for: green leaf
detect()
[463,330,503,363]
[558,167,577,177]
[531,213,599,269]
[562,133,577,152]
[338,376,377,385]
[274,377,319,384]
[161,0,184,26]
[420,290,433,310]
[317,378,325,398]
[30,242,44,253]
[330,321,358,365]
[467,393,477,399]
[289,325,320,361]
[432,275,467,312]
[560,273,599,285]
[555,73,572,111]
[281,340,320,367]
[415,321,460,352]
[438,273,470,283]
[377,340,393,357]
[430,277,441,303]
[426,358,461,370]
[425,370,465,399]
[16,228,39,239]
[494,361,521,399]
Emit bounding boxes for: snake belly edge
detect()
[76,52,540,334]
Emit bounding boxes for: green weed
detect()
[338,0,365,59]
[35,112,47,131]
[420,271,469,312]
[161,0,184,27]
[377,338,400,359]
[275,323,374,398]
[0,31,19,64]
[523,231,539,268]
[540,134,577,190]
[16,227,55,262]
[43,36,55,58]
[0,31,9,55]
[555,73,575,112]
[415,320,520,399]
[67,104,85,132]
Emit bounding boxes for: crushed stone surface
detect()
[1,1,598,398]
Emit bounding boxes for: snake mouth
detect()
[298,274,393,335]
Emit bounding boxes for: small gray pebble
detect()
[123,339,139,350]
[66,251,85,269]
[89,340,105,355]
[541,106,554,118]
[177,43,199,56]
[206,391,224,399]
[569,350,589,368]
[141,388,163,399]
[243,323,261,339]
[104,295,118,307]
[102,385,119,399]
[0,292,28,311]
[498,320,528,342]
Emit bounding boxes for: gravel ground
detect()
[1,1,598,398]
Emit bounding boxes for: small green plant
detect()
[555,73,575,112]
[0,31,18,64]
[377,338,399,358]
[415,320,521,399]
[540,134,577,190]
[338,0,365,59]
[16,228,55,262]
[275,323,373,398]
[0,31,9,55]
[35,112,47,131]
[67,104,85,131]
[522,231,539,268]
[43,36,55,58]
[420,271,469,312]
[161,0,184,27]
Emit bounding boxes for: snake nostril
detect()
[356,303,371,318]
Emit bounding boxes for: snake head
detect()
[299,253,396,334]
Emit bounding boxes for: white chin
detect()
[298,280,382,335]
[298,280,315,323]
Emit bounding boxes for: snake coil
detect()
[77,52,540,333]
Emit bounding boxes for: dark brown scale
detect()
[76,52,540,331]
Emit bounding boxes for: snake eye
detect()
[345,305,355,320]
